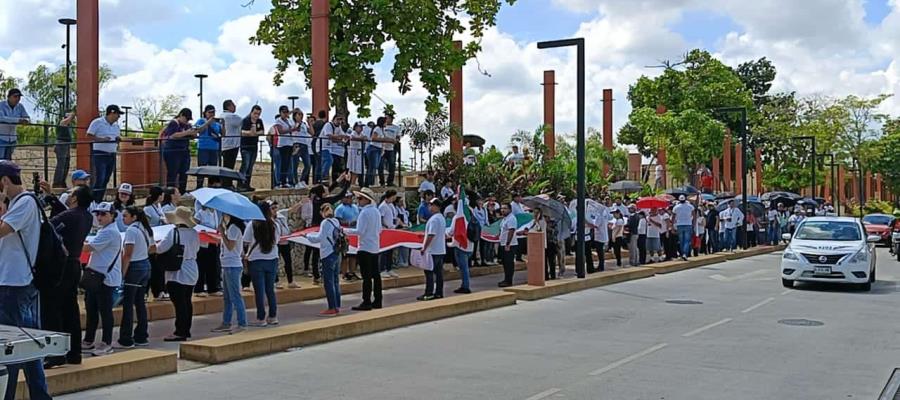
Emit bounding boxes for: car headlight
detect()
[783,250,799,260]
[848,248,868,263]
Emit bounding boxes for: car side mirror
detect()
[781,233,792,241]
[866,235,882,243]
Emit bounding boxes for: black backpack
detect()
[327,219,349,256]
[16,194,69,290]
[157,228,184,271]
[466,218,481,243]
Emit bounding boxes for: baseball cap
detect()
[678,195,686,201]
[278,105,290,113]
[71,170,90,180]
[0,160,21,178]
[118,183,133,194]
[106,104,123,115]
[429,198,442,206]
[344,192,354,198]
[93,202,114,213]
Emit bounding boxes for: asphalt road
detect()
[64,248,900,400]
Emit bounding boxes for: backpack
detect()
[157,228,184,271]
[16,194,69,290]
[466,219,481,243]
[327,219,349,255]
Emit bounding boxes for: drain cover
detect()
[665,299,703,305]
[778,318,824,327]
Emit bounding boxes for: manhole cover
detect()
[778,319,824,327]
[665,300,703,305]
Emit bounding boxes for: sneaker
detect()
[196,292,209,298]
[453,287,471,294]
[113,341,134,349]
[288,282,301,289]
[230,326,246,334]
[681,256,688,261]
[160,292,170,300]
[81,341,95,351]
[209,291,224,297]
[389,271,400,278]
[295,182,307,189]
[163,335,188,342]
[318,309,339,317]
[134,341,150,347]
[433,294,444,299]
[276,284,285,290]
[266,317,279,325]
[416,295,434,301]
[242,287,253,292]
[211,324,233,333]
[352,273,362,280]
[313,278,320,285]
[91,343,113,356]
[249,320,268,327]
[351,303,373,311]
[380,271,392,279]
[497,281,512,288]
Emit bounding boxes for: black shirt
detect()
[50,207,93,260]
[241,117,264,149]
[311,120,326,153]
[705,209,719,230]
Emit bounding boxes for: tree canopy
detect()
[23,63,115,121]
[252,0,515,118]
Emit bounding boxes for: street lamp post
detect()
[714,107,749,250]
[538,37,586,278]
[122,106,132,134]
[288,95,299,110]
[194,74,208,113]
[58,18,76,113]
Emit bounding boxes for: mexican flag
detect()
[452,185,472,249]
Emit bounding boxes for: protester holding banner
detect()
[419,198,447,300]
[301,203,343,316]
[350,188,383,310]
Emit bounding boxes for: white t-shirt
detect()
[220,224,244,268]
[379,201,397,229]
[425,213,446,255]
[367,127,383,149]
[322,122,346,155]
[637,218,648,235]
[123,223,152,262]
[382,125,400,151]
[158,227,200,286]
[243,222,284,261]
[655,165,663,180]
[646,215,662,239]
[672,202,695,226]
[296,121,312,148]
[510,201,525,215]
[499,214,518,246]
[441,186,455,200]
[87,222,123,287]
[0,192,40,286]
[611,217,626,239]
[274,117,295,147]
[592,208,609,243]
[220,111,244,151]
[86,116,120,153]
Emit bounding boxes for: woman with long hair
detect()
[82,202,123,355]
[211,213,248,333]
[161,187,181,213]
[117,206,155,348]
[144,186,167,226]
[243,201,284,326]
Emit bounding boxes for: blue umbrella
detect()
[191,188,264,221]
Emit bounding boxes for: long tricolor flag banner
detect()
[286,226,425,254]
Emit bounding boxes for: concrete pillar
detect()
[311,0,330,118]
[542,70,556,158]
[754,149,763,195]
[76,0,99,171]
[723,133,732,192]
[735,143,743,195]
[628,153,641,181]
[712,157,720,192]
[526,231,546,286]
[449,40,464,155]
[876,174,883,201]
[602,89,613,175]
[656,105,667,188]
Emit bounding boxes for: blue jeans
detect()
[677,225,693,258]
[454,248,471,290]
[249,259,278,320]
[706,228,718,252]
[163,148,191,193]
[271,146,281,186]
[365,146,382,187]
[396,248,410,266]
[425,254,445,296]
[221,267,247,327]
[91,150,116,202]
[240,147,258,186]
[296,144,310,184]
[317,150,333,183]
[725,228,737,251]
[320,253,341,310]
[768,223,780,245]
[0,285,50,400]
[118,260,150,346]
[0,141,14,160]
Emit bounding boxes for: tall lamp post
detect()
[538,37,586,278]
[194,74,208,113]
[793,136,817,197]
[819,153,836,213]
[121,106,132,135]
[58,18,76,113]
[288,95,299,110]
[713,107,749,250]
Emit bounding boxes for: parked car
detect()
[781,216,879,291]
[862,213,894,245]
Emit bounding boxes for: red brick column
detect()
[542,71,555,158]
[723,134,732,192]
[602,89,613,175]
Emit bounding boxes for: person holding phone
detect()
[0,88,30,161]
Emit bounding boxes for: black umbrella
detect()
[186,166,246,183]
[463,134,486,148]
[717,197,765,217]
[666,185,700,197]
[796,198,818,208]
[608,180,643,193]
[715,191,736,200]
[760,191,801,202]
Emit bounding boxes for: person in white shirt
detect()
[292,109,312,188]
[636,210,648,264]
[273,105,297,188]
[82,202,123,356]
[505,145,525,166]
[588,204,610,273]
[320,114,348,184]
[695,211,707,255]
[243,202,284,327]
[610,209,626,267]
[721,200,744,252]
[672,195,696,261]
[211,214,247,333]
[419,199,447,300]
[194,203,222,297]
[347,122,366,185]
[767,207,779,245]
[301,203,344,316]
[364,119,384,187]
[654,164,664,190]
[86,105,123,202]
[646,209,664,262]
[788,209,805,235]
[220,100,244,189]
[378,189,401,278]
[117,206,155,348]
[497,202,518,287]
[418,171,436,196]
[380,113,401,186]
[348,188,383,310]
[156,206,201,341]
[440,182,455,201]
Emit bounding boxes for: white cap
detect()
[92,202,114,213]
[678,195,686,201]
[118,183,133,194]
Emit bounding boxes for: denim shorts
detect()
[646,237,661,252]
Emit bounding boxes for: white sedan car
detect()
[781,216,880,291]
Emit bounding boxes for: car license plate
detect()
[814,266,831,275]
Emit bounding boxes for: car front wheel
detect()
[860,282,872,291]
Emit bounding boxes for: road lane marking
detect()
[524,388,562,400]
[709,270,769,282]
[588,343,668,376]
[681,318,733,337]
[780,289,792,296]
[741,297,775,313]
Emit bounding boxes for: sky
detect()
[1,0,899,160]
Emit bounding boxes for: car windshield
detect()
[794,221,861,241]
[863,215,893,226]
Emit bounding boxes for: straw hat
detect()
[354,187,377,204]
[165,206,197,228]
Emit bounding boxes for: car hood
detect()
[789,240,863,255]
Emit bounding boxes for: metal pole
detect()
[288,96,299,111]
[811,138,816,197]
[740,109,748,250]
[194,74,208,114]
[58,18,76,113]
[122,106,131,135]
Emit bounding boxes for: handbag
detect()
[158,228,184,272]
[80,246,120,292]
[692,235,701,249]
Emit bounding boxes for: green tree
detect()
[23,63,115,121]
[736,57,776,110]
[133,94,185,135]
[252,0,515,118]
[835,94,891,164]
[870,118,900,196]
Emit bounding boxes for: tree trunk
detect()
[334,89,350,119]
